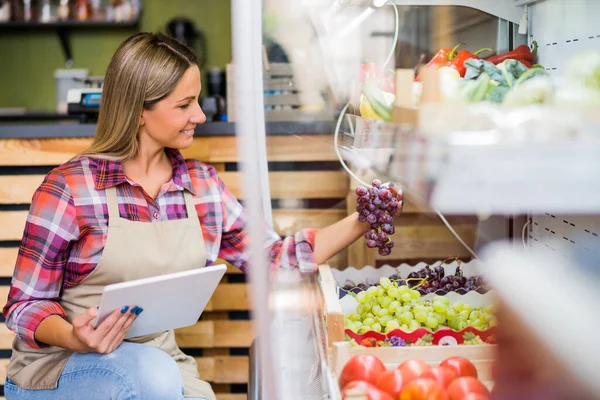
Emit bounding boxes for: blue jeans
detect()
[5,342,208,400]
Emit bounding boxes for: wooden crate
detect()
[0,133,348,399]
[318,264,345,352]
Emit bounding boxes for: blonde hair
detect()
[80,32,197,160]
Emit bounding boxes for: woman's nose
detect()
[191,103,207,124]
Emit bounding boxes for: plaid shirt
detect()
[3,149,317,349]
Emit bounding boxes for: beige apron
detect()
[7,185,216,400]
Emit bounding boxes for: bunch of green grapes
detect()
[343,277,497,334]
[462,332,485,345]
[444,302,497,331]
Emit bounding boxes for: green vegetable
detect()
[362,82,393,121]
[515,66,548,85]
[459,73,494,103]
[503,76,554,107]
[566,50,600,90]
[487,85,510,103]
[471,73,492,102]
[497,59,529,87]
[464,59,507,85]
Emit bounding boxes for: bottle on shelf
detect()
[89,0,104,21]
[75,0,90,21]
[0,0,10,22]
[114,0,132,22]
[22,0,32,21]
[57,0,69,20]
[39,0,56,23]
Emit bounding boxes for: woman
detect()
[2,32,402,400]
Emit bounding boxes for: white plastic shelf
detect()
[340,110,600,215]
[390,0,524,24]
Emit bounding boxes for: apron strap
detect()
[183,190,199,221]
[105,186,120,223]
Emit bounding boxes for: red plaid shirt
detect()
[3,149,317,349]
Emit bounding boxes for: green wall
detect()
[0,0,231,111]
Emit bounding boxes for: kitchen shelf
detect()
[0,20,138,29]
[0,16,140,68]
[338,107,600,215]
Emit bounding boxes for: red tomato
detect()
[447,377,490,400]
[343,381,378,392]
[340,354,387,388]
[462,394,489,400]
[399,378,448,400]
[422,366,458,389]
[440,356,478,379]
[398,359,433,380]
[375,368,414,397]
[343,385,394,400]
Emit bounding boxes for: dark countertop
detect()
[0,118,336,139]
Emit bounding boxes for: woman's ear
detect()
[139,112,145,127]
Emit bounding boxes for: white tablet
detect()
[95,264,227,339]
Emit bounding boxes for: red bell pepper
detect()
[449,48,493,77]
[485,41,538,65]
[415,43,464,81]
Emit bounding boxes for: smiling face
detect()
[138,65,206,151]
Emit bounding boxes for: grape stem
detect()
[435,255,461,268]
[405,277,427,290]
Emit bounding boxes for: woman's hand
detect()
[70,305,140,354]
[388,183,404,215]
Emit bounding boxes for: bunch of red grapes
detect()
[355,179,399,257]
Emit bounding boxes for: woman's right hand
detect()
[70,305,140,354]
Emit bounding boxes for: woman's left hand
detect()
[387,183,404,215]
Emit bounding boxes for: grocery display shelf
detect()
[338,107,600,215]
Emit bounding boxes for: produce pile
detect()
[340,354,491,400]
[344,277,496,335]
[359,44,600,121]
[342,262,489,296]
